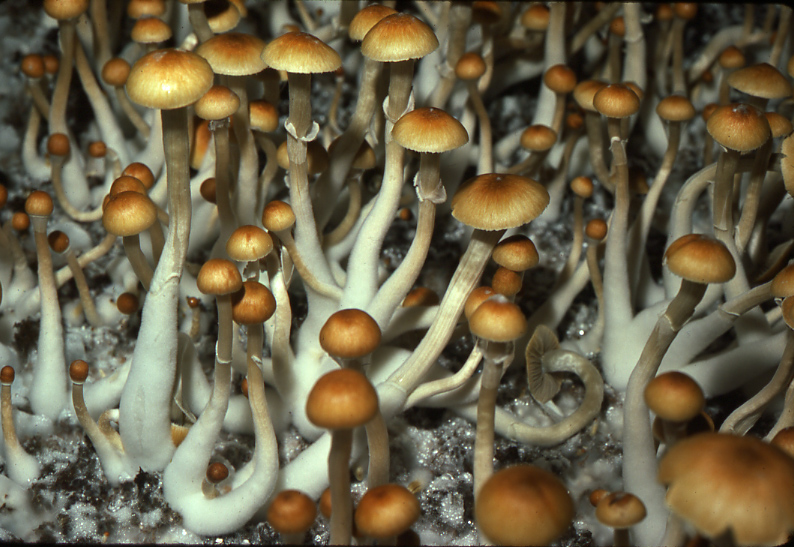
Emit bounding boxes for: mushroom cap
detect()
[492,235,539,272]
[658,432,794,546]
[68,360,89,383]
[199,177,216,204]
[765,112,793,139]
[492,267,522,298]
[401,287,439,308]
[544,64,577,94]
[205,461,229,483]
[391,107,468,154]
[48,230,70,253]
[267,489,317,535]
[570,176,594,199]
[25,190,54,217]
[451,173,549,231]
[455,52,487,81]
[772,264,794,298]
[44,0,88,20]
[131,16,172,44]
[249,100,279,133]
[102,58,132,87]
[664,234,736,284]
[727,62,792,100]
[718,45,746,69]
[197,32,267,76]
[127,0,166,19]
[573,79,607,112]
[102,191,157,236]
[195,85,240,121]
[521,4,550,31]
[261,32,341,74]
[783,133,794,197]
[262,200,296,233]
[354,484,420,539]
[593,83,640,119]
[122,162,155,189]
[585,218,607,241]
[468,295,527,342]
[644,371,705,422]
[595,491,647,530]
[772,428,794,460]
[305,369,379,430]
[361,13,438,62]
[0,366,14,386]
[116,293,139,315]
[47,133,70,156]
[226,225,273,262]
[520,124,557,152]
[656,94,696,122]
[348,4,397,42]
[320,309,382,359]
[231,281,276,325]
[476,464,574,546]
[706,103,771,153]
[126,49,214,110]
[276,139,329,174]
[196,258,243,295]
[21,54,45,79]
[464,286,497,320]
[207,1,242,33]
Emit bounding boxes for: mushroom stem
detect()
[1,369,41,487]
[473,349,506,499]
[122,234,153,291]
[61,246,103,328]
[365,410,390,489]
[328,428,354,545]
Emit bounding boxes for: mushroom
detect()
[1,366,41,487]
[266,489,317,544]
[595,491,647,547]
[354,483,420,542]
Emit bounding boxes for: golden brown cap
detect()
[348,4,397,42]
[658,432,794,546]
[0,366,15,386]
[354,484,420,539]
[391,107,468,154]
[595,491,646,530]
[727,62,793,101]
[570,176,594,199]
[594,84,640,119]
[116,292,139,315]
[47,133,71,156]
[492,235,539,272]
[520,125,557,152]
[110,175,147,197]
[267,490,317,535]
[207,0,241,33]
[261,32,341,74]
[21,54,45,79]
[276,139,329,175]
[573,80,607,112]
[585,218,608,241]
[69,360,89,384]
[361,13,438,62]
[772,264,794,298]
[206,461,229,483]
[88,141,107,158]
[305,369,379,430]
[127,0,166,19]
[131,16,172,44]
[122,162,155,189]
[47,230,70,254]
[262,200,296,232]
[521,4,550,31]
[656,94,696,122]
[464,286,497,320]
[127,49,214,110]
[544,64,577,94]
[196,258,243,295]
[765,112,793,139]
[25,190,54,217]
[718,45,745,69]
[468,295,527,342]
[455,52,486,82]
[706,103,770,153]
[44,0,88,20]
[102,191,157,236]
[451,173,549,231]
[249,100,279,133]
[195,85,240,121]
[476,465,574,546]
[231,280,276,325]
[664,234,736,284]
[472,1,502,26]
[12,212,30,232]
[320,309,382,359]
[197,32,268,76]
[492,267,522,298]
[199,177,217,204]
[226,225,273,262]
[644,371,705,422]
[401,287,439,308]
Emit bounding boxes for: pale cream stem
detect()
[736,139,773,253]
[323,176,362,246]
[89,0,112,70]
[568,3,621,54]
[365,410,389,489]
[122,234,153,291]
[188,4,214,43]
[114,87,150,138]
[466,81,493,174]
[406,345,483,408]
[49,154,103,222]
[63,247,103,327]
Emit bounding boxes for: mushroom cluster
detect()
[1,2,794,546]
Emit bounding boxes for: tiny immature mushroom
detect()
[354,483,420,542]
[595,491,647,547]
[266,489,317,544]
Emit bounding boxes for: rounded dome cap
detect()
[451,173,549,231]
[595,491,646,530]
[266,489,317,535]
[196,258,243,295]
[226,225,273,262]
[25,190,54,217]
[44,0,88,19]
[644,371,704,422]
[727,62,792,100]
[658,432,794,546]
[306,369,379,430]
[664,234,736,284]
[594,84,641,118]
[492,235,539,271]
[349,4,396,42]
[102,191,157,236]
[361,13,438,62]
[455,52,487,81]
[126,49,214,110]
[354,484,420,539]
[195,85,240,121]
[197,32,267,76]
[320,309,382,359]
[392,107,468,153]
[262,200,296,232]
[656,94,696,122]
[476,464,574,546]
[261,32,341,74]
[231,281,276,325]
[544,64,577,94]
[468,295,527,342]
[706,103,771,153]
